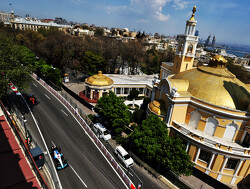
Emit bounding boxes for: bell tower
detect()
[173,6,198,74]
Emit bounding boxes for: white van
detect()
[115,146,134,168]
[93,123,111,141]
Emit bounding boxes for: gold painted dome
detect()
[211,55,227,64]
[85,71,114,86]
[148,100,166,116]
[171,62,250,111]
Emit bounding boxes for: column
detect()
[217,156,228,181]
[205,153,215,174]
[186,142,190,152]
[231,159,244,184]
[220,157,228,172]
[185,25,188,35]
[150,88,155,102]
[90,89,93,99]
[207,153,215,169]
[194,147,201,163]
[191,25,195,35]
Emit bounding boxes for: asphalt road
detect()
[16,78,128,189]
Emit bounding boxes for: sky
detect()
[1,0,250,46]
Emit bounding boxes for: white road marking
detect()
[45,94,50,99]
[69,164,88,188]
[51,141,56,147]
[33,83,37,87]
[61,109,68,116]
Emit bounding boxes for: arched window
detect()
[188,44,193,53]
[223,123,238,141]
[159,84,169,99]
[204,117,218,136]
[189,111,201,129]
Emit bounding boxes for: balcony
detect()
[171,121,249,156]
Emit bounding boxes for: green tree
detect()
[130,114,193,176]
[0,31,34,99]
[95,91,130,135]
[82,51,106,75]
[157,137,194,176]
[128,88,139,100]
[131,115,167,160]
[95,27,104,36]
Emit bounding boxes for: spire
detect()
[189,6,196,21]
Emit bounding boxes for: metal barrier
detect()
[32,73,136,189]
[0,100,49,189]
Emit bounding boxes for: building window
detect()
[116,88,121,94]
[124,88,129,94]
[189,110,201,129]
[204,117,218,136]
[225,159,238,170]
[223,123,238,141]
[242,132,250,148]
[185,63,188,70]
[198,150,211,163]
[139,88,144,94]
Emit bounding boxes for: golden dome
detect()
[148,100,166,116]
[210,55,228,64]
[171,66,250,111]
[85,71,114,86]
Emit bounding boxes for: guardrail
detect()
[0,100,49,189]
[32,73,136,189]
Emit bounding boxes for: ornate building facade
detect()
[148,7,250,186]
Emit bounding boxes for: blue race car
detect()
[50,145,68,170]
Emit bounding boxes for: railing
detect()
[32,73,136,189]
[0,100,49,189]
[79,91,97,103]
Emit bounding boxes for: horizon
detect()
[2,0,250,46]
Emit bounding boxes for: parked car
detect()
[115,146,134,168]
[93,123,111,141]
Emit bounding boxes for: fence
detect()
[10,103,61,189]
[32,73,136,189]
[0,100,49,189]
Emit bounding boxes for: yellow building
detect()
[148,6,250,186]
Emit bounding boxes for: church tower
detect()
[172,6,198,74]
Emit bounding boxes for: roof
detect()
[170,56,250,111]
[12,17,72,28]
[105,74,155,87]
[85,71,114,86]
[148,100,167,116]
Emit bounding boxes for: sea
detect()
[205,44,250,58]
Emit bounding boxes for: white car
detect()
[93,123,111,141]
[115,146,134,168]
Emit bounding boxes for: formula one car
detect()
[50,145,68,170]
[27,95,38,106]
